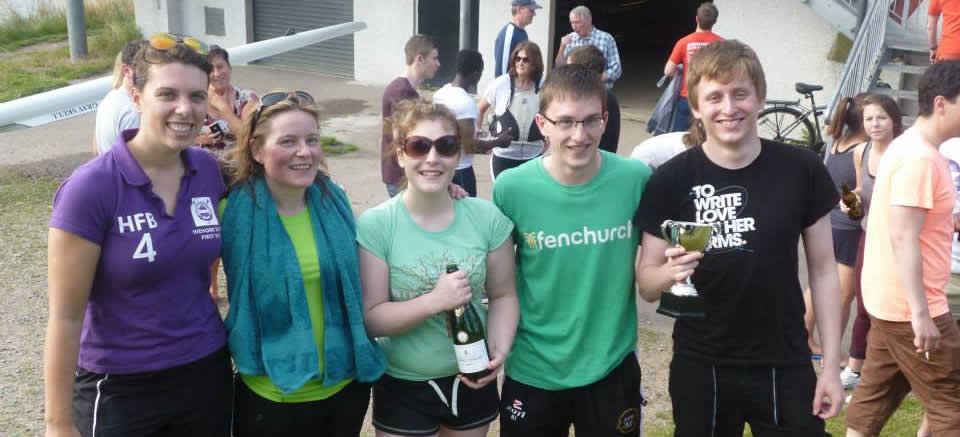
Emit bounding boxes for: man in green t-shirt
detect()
[493,64,651,436]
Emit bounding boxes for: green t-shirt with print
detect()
[220,200,351,402]
[493,151,651,390]
[356,196,514,381]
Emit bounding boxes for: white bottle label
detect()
[453,339,489,373]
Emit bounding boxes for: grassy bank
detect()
[0,0,140,103]
[0,0,134,51]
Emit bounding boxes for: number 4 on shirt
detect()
[133,232,157,262]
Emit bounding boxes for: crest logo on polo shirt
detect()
[191,197,218,227]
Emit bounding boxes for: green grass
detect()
[0,169,60,209]
[322,136,358,155]
[642,396,925,436]
[0,0,139,103]
[827,31,855,64]
[0,0,134,51]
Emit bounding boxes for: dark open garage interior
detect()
[553,0,712,115]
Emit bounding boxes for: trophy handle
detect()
[660,220,675,244]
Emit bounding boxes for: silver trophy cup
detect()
[657,220,719,319]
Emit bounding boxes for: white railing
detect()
[0,21,366,128]
[826,0,894,125]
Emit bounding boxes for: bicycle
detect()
[756,82,827,155]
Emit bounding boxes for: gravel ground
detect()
[0,169,60,436]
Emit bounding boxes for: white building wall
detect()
[714,0,844,103]
[476,0,554,93]
[353,1,415,84]
[133,0,177,36]
[133,0,253,63]
[178,0,252,50]
[354,1,555,88]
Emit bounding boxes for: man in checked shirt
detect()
[554,5,622,88]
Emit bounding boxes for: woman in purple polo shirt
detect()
[44,34,232,437]
[220,91,384,436]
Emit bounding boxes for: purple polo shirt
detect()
[50,129,226,374]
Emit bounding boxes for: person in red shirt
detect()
[664,2,724,132]
[929,0,960,62]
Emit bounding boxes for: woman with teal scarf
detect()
[220,91,385,436]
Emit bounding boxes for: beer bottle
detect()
[841,184,864,220]
[445,264,491,381]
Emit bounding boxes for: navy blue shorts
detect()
[832,227,862,267]
[373,373,498,436]
[73,346,232,437]
[500,353,644,437]
[669,357,828,437]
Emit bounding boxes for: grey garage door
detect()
[252,0,354,78]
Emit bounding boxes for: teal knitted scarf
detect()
[222,176,384,394]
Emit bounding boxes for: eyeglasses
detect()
[148,32,209,55]
[249,91,316,137]
[515,56,531,64]
[401,135,460,158]
[540,114,604,130]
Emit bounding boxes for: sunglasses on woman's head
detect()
[402,135,460,158]
[148,32,209,55]
[515,56,531,64]
[250,91,316,136]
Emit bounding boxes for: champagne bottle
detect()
[841,184,864,220]
[445,264,491,381]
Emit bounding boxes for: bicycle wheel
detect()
[757,106,816,151]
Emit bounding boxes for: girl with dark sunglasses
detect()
[357,99,519,437]
[220,91,385,436]
[45,36,234,437]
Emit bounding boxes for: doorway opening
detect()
[552,1,709,118]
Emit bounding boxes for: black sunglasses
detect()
[249,91,315,136]
[401,135,460,158]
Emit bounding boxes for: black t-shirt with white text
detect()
[636,141,839,366]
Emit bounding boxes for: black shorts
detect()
[233,375,371,437]
[491,154,537,180]
[832,227,862,267]
[669,357,828,437]
[500,353,644,437]
[452,166,477,197]
[73,346,233,437]
[372,373,499,436]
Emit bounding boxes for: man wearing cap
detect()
[494,0,541,78]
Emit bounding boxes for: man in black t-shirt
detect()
[634,40,844,436]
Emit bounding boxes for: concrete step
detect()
[886,37,928,54]
[870,87,918,101]
[879,61,928,75]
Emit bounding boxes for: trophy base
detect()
[657,291,706,320]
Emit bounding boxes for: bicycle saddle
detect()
[795,82,823,94]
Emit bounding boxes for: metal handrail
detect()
[825,0,894,126]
